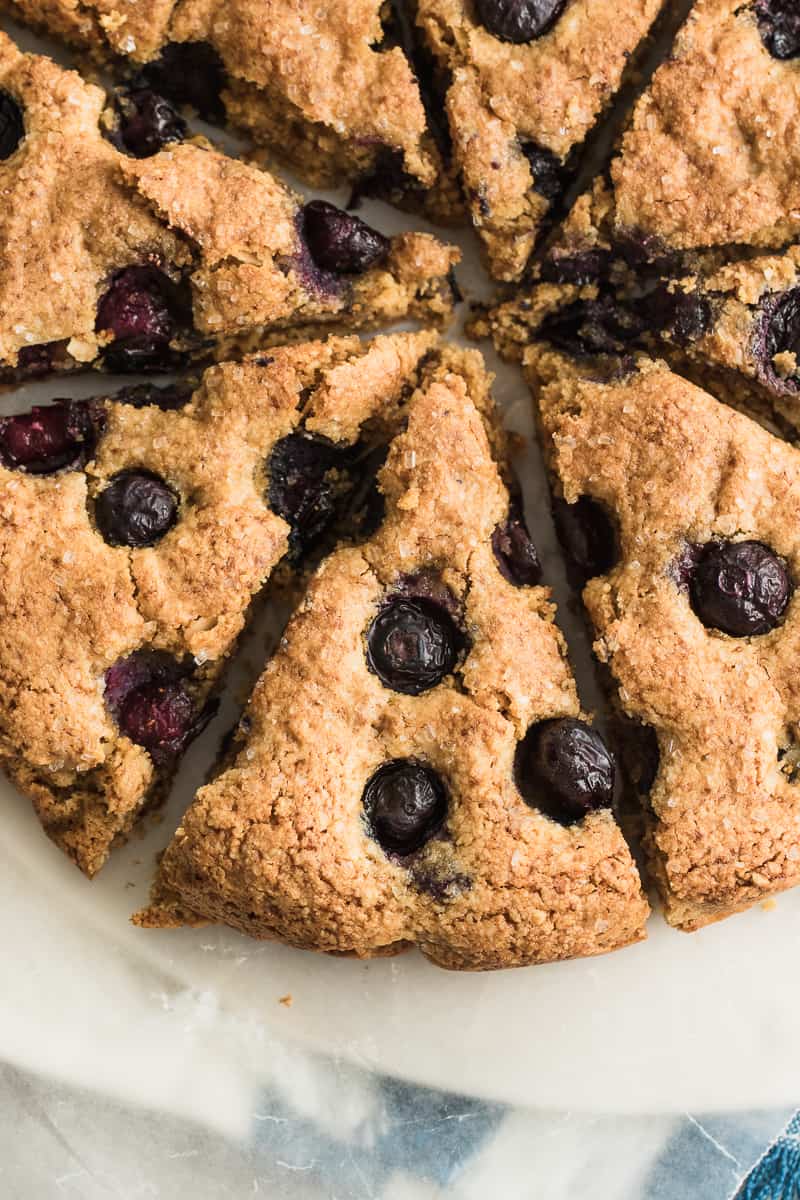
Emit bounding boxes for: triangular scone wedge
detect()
[532,345,800,930]
[0,331,438,876]
[544,0,800,283]
[137,344,649,970]
[0,33,458,380]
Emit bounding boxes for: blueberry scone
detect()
[0,331,442,876]
[136,342,649,970]
[533,345,800,929]
[0,32,458,380]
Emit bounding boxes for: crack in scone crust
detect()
[136,342,649,970]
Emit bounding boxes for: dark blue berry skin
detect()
[95,266,190,372]
[755,287,800,394]
[94,470,179,548]
[553,496,618,582]
[521,141,566,202]
[268,434,340,559]
[301,201,390,275]
[475,0,567,43]
[0,401,101,475]
[133,42,226,121]
[366,598,460,695]
[515,717,616,825]
[756,0,800,59]
[113,88,187,158]
[0,90,24,159]
[114,382,192,411]
[105,651,212,762]
[362,759,448,855]
[492,505,542,587]
[688,539,792,637]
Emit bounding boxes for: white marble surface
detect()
[2,16,800,1198]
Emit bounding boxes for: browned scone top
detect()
[0,332,437,876]
[532,345,800,930]
[137,343,649,970]
[0,0,449,203]
[415,0,663,281]
[549,0,800,273]
[0,32,457,374]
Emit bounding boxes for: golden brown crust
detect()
[137,345,649,970]
[415,0,663,279]
[0,33,458,371]
[532,347,800,929]
[1,0,447,199]
[0,332,438,876]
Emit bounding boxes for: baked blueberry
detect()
[133,42,226,121]
[521,142,565,202]
[114,88,187,158]
[301,201,390,275]
[15,341,61,378]
[367,598,460,695]
[94,469,179,548]
[362,759,447,854]
[0,401,98,475]
[515,717,615,824]
[642,284,712,346]
[756,0,800,59]
[105,652,203,760]
[492,504,542,586]
[476,0,567,42]
[688,539,792,637]
[539,296,645,357]
[553,496,618,581]
[96,266,185,372]
[756,287,800,392]
[114,382,192,410]
[0,90,24,159]
[268,434,340,558]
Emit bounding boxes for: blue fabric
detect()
[736,1112,800,1200]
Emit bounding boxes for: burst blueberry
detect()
[96,266,184,372]
[302,201,390,274]
[0,401,98,475]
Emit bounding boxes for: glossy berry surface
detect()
[133,42,226,121]
[642,284,712,346]
[0,402,98,474]
[475,0,567,43]
[105,652,201,761]
[492,506,542,587]
[268,434,340,558]
[94,470,179,548]
[302,201,390,275]
[96,267,183,372]
[757,287,800,391]
[515,717,615,824]
[756,0,800,59]
[115,88,187,158]
[522,142,565,201]
[362,759,447,855]
[689,539,792,637]
[553,496,618,581]
[539,296,644,356]
[114,382,192,410]
[0,90,24,159]
[367,598,460,695]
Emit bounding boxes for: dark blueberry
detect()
[113,381,192,410]
[515,717,615,824]
[755,287,800,393]
[688,539,792,637]
[392,572,463,621]
[540,249,612,285]
[475,0,567,42]
[492,504,542,587]
[16,341,63,378]
[552,496,618,581]
[114,88,187,158]
[0,90,24,159]
[362,759,447,855]
[641,284,712,346]
[105,651,207,761]
[756,0,800,59]
[268,434,340,558]
[633,724,660,796]
[133,42,226,121]
[338,442,388,541]
[367,598,460,695]
[539,295,645,357]
[349,146,425,209]
[94,470,179,548]
[301,201,390,275]
[96,266,188,372]
[0,401,99,475]
[521,141,566,202]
